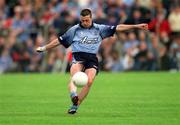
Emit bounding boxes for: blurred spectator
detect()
[168,5,180,36]
[170,36,180,71]
[149,10,171,35]
[138,0,151,9]
[0,0,9,19]
[123,0,134,7]
[129,0,151,23]
[159,31,171,50]
[159,46,171,70]
[125,9,144,24]
[123,32,139,55]
[0,47,13,74]
[122,48,134,70]
[108,50,124,72]
[94,8,107,24]
[133,41,148,70]
[12,5,32,43]
[139,31,158,71]
[53,10,77,35]
[149,34,160,70]
[118,10,128,24]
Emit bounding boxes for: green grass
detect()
[0,72,180,125]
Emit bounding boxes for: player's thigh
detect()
[85,68,97,86]
[70,63,84,76]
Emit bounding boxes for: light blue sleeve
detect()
[58,25,77,48]
[98,24,117,39]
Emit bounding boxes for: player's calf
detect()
[87,77,94,87]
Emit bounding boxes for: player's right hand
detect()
[137,23,149,31]
[36,46,46,52]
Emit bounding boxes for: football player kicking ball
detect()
[36,9,148,114]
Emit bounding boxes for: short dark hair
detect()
[80,9,92,17]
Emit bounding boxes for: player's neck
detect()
[79,22,94,29]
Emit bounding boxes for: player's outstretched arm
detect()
[116,23,148,32]
[36,38,60,52]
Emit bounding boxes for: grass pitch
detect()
[0,72,180,125]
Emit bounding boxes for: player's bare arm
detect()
[36,38,60,52]
[116,23,148,32]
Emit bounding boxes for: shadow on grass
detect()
[0,112,136,118]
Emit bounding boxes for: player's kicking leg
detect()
[68,67,97,114]
[78,68,96,104]
[68,63,83,114]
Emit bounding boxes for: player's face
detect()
[80,15,92,28]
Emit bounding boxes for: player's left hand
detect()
[136,23,148,31]
[36,46,46,53]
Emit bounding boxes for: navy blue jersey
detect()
[58,23,116,54]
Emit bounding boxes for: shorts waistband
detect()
[72,52,96,56]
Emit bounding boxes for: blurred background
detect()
[0,0,179,74]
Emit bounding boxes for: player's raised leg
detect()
[78,68,97,105]
[68,63,84,114]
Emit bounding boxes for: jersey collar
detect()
[79,22,94,29]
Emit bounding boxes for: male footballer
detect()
[36,9,148,114]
